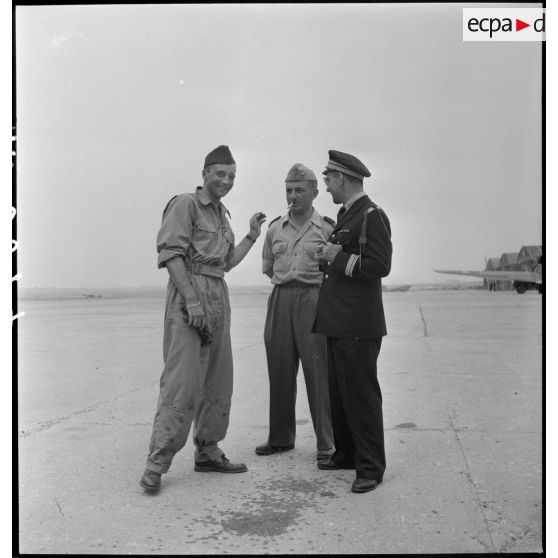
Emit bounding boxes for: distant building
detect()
[483,247,541,292]
[518,245,542,271]
[484,257,501,291]
[500,252,520,269]
[498,252,520,290]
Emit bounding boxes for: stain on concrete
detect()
[396,422,417,429]
[221,509,298,537]
[215,475,338,537]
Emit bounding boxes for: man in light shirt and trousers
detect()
[256,163,335,461]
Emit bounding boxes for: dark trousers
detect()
[263,285,333,451]
[327,337,385,481]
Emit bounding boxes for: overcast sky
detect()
[15,3,542,289]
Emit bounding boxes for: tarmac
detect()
[17,289,543,554]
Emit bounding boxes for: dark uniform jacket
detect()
[313,195,392,339]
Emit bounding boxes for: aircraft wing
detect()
[434,269,542,284]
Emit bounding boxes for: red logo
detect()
[516,19,530,31]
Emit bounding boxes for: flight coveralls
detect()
[146,187,236,474]
[262,209,334,452]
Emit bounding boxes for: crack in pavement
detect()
[447,405,496,553]
[416,309,528,554]
[478,497,540,552]
[390,426,539,434]
[497,525,537,552]
[54,498,65,517]
[18,380,158,438]
[236,341,264,352]
[418,305,429,337]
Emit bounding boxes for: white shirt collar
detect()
[343,191,367,212]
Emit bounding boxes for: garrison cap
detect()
[204,145,236,168]
[322,150,371,180]
[285,163,317,183]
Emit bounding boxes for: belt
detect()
[184,262,225,278]
[276,281,320,288]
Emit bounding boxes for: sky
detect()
[14,3,543,289]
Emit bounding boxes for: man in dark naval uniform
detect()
[313,149,392,494]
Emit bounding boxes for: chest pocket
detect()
[272,241,288,271]
[331,229,352,245]
[192,219,218,255]
[303,240,325,264]
[196,220,217,233]
[272,241,287,255]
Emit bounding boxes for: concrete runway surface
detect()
[17,289,542,554]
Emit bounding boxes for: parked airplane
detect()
[434,266,542,294]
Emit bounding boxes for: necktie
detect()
[337,206,346,219]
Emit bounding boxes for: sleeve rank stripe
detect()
[350,254,360,276]
[345,254,359,277]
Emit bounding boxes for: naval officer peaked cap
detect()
[323,150,371,180]
[285,163,317,183]
[204,145,236,168]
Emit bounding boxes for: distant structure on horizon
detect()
[435,244,542,294]
[484,245,542,291]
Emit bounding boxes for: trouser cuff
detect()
[146,459,169,475]
[195,444,224,462]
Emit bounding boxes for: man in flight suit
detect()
[140,145,266,493]
[313,150,392,494]
[256,163,335,461]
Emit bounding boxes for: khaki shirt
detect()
[262,209,334,285]
[157,187,235,270]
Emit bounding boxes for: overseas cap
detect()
[285,163,317,183]
[322,150,371,180]
[204,145,236,168]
